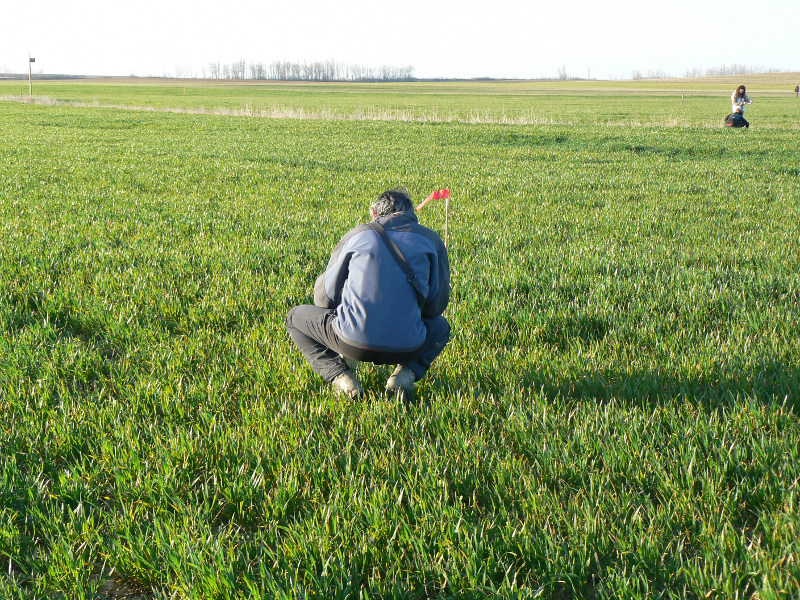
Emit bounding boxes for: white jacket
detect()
[731,91,751,114]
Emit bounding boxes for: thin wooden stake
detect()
[444,196,449,247]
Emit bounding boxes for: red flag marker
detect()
[416,188,451,246]
[416,188,450,211]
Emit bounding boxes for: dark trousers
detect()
[286,305,450,383]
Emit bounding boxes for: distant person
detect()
[730,84,752,128]
[285,188,450,403]
[795,85,799,98]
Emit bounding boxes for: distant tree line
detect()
[683,64,784,78]
[201,60,415,82]
[630,64,785,80]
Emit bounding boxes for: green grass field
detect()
[3,73,800,126]
[1,77,799,598]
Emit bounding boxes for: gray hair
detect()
[370,188,414,217]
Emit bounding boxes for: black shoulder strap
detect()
[368,221,426,307]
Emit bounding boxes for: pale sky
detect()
[2,0,798,79]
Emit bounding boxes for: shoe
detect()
[386,365,416,403]
[332,371,363,399]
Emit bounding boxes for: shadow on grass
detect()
[517,358,799,412]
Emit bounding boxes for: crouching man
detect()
[285,188,450,402]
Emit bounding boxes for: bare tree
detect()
[249,62,266,79]
[225,59,245,79]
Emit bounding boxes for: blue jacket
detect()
[313,211,449,352]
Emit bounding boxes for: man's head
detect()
[370,188,414,218]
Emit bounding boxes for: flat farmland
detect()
[3,73,800,126]
[1,78,799,598]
